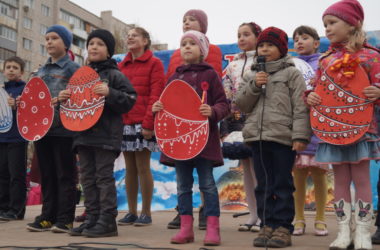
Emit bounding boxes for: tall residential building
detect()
[0,0,135,79]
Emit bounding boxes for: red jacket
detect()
[165,44,222,80]
[119,50,165,130]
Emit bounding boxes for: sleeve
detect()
[208,71,229,124]
[105,70,137,114]
[289,68,312,142]
[142,59,165,130]
[367,51,380,106]
[206,45,223,78]
[235,71,261,113]
[165,49,181,82]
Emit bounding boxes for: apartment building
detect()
[0,0,136,78]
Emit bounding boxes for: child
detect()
[235,27,311,248]
[292,25,329,237]
[59,29,137,237]
[26,25,80,233]
[0,56,27,221]
[306,1,380,249]
[166,8,223,232]
[118,27,165,227]
[152,30,229,246]
[221,22,262,232]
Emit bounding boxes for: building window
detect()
[23,17,32,29]
[0,25,17,41]
[24,0,34,8]
[40,24,47,35]
[59,9,85,30]
[23,38,32,50]
[0,2,18,19]
[40,44,47,56]
[24,60,31,72]
[41,4,50,16]
[73,35,85,49]
[74,55,84,66]
[0,47,16,61]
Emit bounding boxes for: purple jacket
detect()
[298,53,320,155]
[160,62,229,167]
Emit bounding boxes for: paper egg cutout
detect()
[0,87,12,133]
[154,80,209,160]
[17,77,53,141]
[60,66,105,131]
[310,62,373,145]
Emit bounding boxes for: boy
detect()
[0,56,27,221]
[26,25,80,233]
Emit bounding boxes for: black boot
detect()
[372,227,380,244]
[167,206,180,229]
[198,206,206,230]
[82,214,117,238]
[70,214,98,236]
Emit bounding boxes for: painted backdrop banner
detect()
[113,31,380,211]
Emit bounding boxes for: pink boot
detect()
[204,216,221,246]
[170,215,194,244]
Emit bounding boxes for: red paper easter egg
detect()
[310,62,373,145]
[17,77,53,141]
[60,66,105,131]
[154,80,209,160]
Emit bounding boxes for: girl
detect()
[59,29,137,237]
[152,30,229,246]
[292,25,329,237]
[236,27,311,248]
[221,22,262,232]
[307,1,380,249]
[117,27,165,226]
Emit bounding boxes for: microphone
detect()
[256,56,266,93]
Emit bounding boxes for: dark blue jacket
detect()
[0,81,26,142]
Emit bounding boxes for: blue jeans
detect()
[250,141,296,232]
[175,157,220,217]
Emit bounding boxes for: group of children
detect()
[1,0,380,249]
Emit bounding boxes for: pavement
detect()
[1,205,380,250]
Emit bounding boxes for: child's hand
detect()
[255,72,268,88]
[363,86,380,101]
[152,101,163,113]
[7,96,16,108]
[200,104,212,117]
[292,141,307,152]
[307,92,321,106]
[93,83,109,97]
[142,129,154,140]
[51,97,58,106]
[58,89,71,102]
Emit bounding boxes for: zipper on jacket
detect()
[240,53,248,78]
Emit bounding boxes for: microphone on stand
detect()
[256,56,266,93]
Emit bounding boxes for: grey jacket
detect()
[235,55,311,146]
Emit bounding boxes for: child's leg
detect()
[135,148,153,216]
[7,142,27,218]
[124,152,138,215]
[78,146,100,216]
[241,157,259,225]
[293,167,309,223]
[350,161,371,202]
[175,160,195,215]
[0,143,10,212]
[332,163,352,202]
[309,167,327,222]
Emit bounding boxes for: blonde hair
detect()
[346,22,366,52]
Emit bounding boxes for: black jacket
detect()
[73,59,137,152]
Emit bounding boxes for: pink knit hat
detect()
[184,9,208,34]
[323,0,364,26]
[181,30,210,59]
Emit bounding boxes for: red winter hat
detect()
[256,27,288,57]
[184,9,208,34]
[323,0,364,26]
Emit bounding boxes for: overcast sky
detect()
[71,0,380,50]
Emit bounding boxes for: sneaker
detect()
[51,222,73,233]
[198,206,206,230]
[267,226,292,248]
[167,207,180,229]
[0,211,18,221]
[118,213,138,225]
[253,226,273,247]
[27,219,53,232]
[70,215,98,236]
[133,214,152,226]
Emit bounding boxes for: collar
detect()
[46,54,70,68]
[121,50,153,65]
